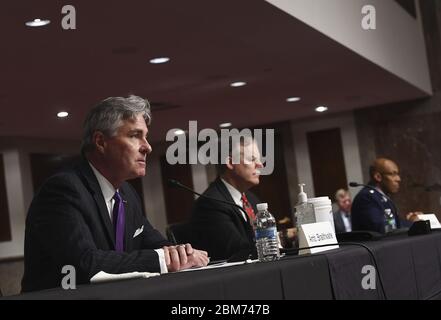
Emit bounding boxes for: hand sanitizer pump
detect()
[294,184,316,226]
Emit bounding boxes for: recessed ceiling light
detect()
[315,106,328,113]
[25,19,50,27]
[149,57,170,64]
[57,111,69,118]
[286,97,301,103]
[230,81,246,88]
[219,122,232,128]
[174,129,185,136]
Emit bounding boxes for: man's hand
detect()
[163,244,209,272]
[406,212,422,222]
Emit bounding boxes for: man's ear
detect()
[225,156,234,170]
[93,131,106,154]
[373,171,382,183]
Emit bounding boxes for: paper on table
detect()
[417,214,441,229]
[90,271,160,284]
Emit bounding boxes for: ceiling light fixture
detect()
[230,81,246,88]
[174,129,185,136]
[25,19,51,27]
[219,122,232,128]
[149,57,170,64]
[57,111,69,118]
[315,106,328,113]
[286,97,301,103]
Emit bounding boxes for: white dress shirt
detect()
[339,211,352,232]
[221,178,248,222]
[89,162,168,273]
[89,163,117,221]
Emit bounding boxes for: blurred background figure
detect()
[333,189,352,233]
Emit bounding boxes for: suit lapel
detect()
[78,161,115,247]
[371,189,401,228]
[215,178,244,219]
[372,190,390,209]
[335,211,345,232]
[243,192,255,240]
[215,178,254,238]
[369,188,399,216]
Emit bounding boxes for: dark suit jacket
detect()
[351,186,400,233]
[333,210,351,234]
[22,160,170,292]
[190,178,260,261]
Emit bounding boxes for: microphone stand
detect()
[168,179,256,262]
[168,179,251,220]
[349,182,394,204]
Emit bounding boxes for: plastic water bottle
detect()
[384,209,397,233]
[254,203,280,262]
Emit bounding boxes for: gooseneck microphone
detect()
[168,179,256,262]
[348,182,363,188]
[168,179,250,218]
[348,182,394,204]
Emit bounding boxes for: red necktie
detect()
[241,193,256,222]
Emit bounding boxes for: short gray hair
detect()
[81,95,151,155]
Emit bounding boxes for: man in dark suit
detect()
[22,95,208,292]
[351,158,420,233]
[333,189,352,233]
[190,136,263,261]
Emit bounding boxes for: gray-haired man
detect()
[22,95,208,292]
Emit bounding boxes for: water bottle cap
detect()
[256,203,268,211]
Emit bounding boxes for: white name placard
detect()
[417,214,441,229]
[298,221,339,255]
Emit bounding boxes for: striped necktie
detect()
[241,193,256,223]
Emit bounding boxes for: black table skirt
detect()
[4,231,441,300]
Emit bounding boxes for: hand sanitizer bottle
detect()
[294,184,316,227]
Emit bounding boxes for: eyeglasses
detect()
[381,171,400,178]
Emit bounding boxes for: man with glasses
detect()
[351,157,420,233]
[190,136,263,261]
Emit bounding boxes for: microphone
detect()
[168,179,257,261]
[348,182,362,188]
[168,179,250,219]
[349,181,394,204]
